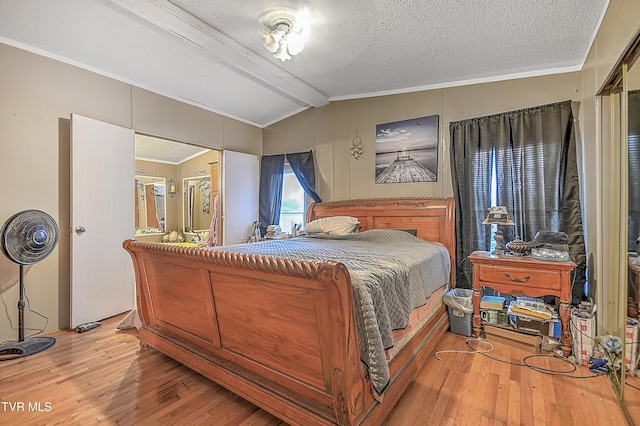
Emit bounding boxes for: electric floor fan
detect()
[0,209,59,360]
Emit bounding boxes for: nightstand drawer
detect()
[478,265,561,291]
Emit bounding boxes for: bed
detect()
[123,197,455,425]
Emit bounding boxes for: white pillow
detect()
[304,216,359,235]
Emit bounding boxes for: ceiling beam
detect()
[109,0,328,108]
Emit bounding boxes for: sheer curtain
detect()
[450,100,586,304]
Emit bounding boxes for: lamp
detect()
[167,178,176,199]
[261,8,310,62]
[482,206,515,255]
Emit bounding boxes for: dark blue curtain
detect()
[258,154,285,235]
[286,151,322,203]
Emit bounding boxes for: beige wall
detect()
[263,73,582,201]
[0,43,261,341]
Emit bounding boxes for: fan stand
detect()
[0,265,55,361]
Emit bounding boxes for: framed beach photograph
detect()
[375,115,439,183]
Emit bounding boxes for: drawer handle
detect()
[504,272,531,282]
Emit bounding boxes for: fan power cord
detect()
[22,282,49,335]
[0,281,50,337]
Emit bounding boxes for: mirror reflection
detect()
[629,61,640,258]
[626,52,640,424]
[135,176,166,235]
[183,176,212,232]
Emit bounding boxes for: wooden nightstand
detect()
[468,251,577,357]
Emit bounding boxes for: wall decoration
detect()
[351,131,363,159]
[375,115,439,183]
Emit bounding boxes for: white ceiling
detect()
[135,134,210,164]
[0,0,609,128]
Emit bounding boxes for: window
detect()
[449,100,586,302]
[259,151,320,236]
[278,164,306,232]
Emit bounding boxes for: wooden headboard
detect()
[307,197,455,286]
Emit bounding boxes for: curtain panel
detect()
[286,151,322,203]
[449,100,586,304]
[258,154,285,235]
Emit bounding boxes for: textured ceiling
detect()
[135,134,209,164]
[0,0,609,129]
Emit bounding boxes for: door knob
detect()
[75,226,86,235]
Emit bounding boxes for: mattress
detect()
[387,285,446,360]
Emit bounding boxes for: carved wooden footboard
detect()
[123,197,455,425]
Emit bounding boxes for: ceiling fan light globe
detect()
[261,32,280,53]
[273,41,291,62]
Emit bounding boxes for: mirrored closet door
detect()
[625,47,640,425]
[600,31,640,425]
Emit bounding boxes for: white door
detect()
[70,114,135,328]
[222,151,259,245]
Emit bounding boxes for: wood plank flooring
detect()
[0,314,631,425]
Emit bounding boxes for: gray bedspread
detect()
[208,229,450,395]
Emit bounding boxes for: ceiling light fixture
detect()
[261,8,310,62]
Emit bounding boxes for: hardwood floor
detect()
[0,314,630,425]
[628,376,640,426]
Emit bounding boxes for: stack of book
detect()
[480,295,505,310]
[265,225,282,239]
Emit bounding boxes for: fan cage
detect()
[1,210,59,265]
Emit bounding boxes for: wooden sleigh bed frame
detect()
[123,197,455,425]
